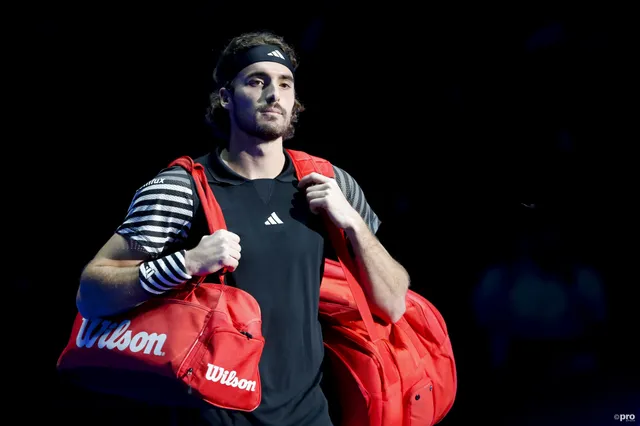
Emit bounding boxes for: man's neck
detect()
[221,135,286,180]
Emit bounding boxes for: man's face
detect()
[225,61,295,141]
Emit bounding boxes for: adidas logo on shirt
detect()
[264,212,284,225]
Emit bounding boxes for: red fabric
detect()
[286,149,458,426]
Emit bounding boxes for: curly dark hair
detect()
[205,31,305,141]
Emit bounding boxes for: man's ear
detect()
[219,87,231,109]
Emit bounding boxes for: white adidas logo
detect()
[264,212,284,225]
[267,49,285,60]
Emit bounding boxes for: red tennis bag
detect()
[57,156,265,411]
[287,149,457,426]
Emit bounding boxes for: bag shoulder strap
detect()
[168,155,230,282]
[286,149,335,179]
[285,149,380,342]
[167,156,227,235]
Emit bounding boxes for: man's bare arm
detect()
[344,219,409,323]
[77,230,242,319]
[76,233,153,319]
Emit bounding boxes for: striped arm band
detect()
[139,249,193,295]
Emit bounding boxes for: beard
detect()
[233,107,292,141]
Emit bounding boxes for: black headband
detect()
[217,44,296,87]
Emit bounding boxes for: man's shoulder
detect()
[132,164,194,196]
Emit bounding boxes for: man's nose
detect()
[265,83,280,104]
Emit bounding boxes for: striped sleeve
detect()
[116,167,195,256]
[138,249,192,295]
[333,165,381,234]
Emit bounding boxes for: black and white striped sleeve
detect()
[115,167,196,295]
[116,167,195,256]
[333,165,381,234]
[116,167,193,257]
[138,249,192,295]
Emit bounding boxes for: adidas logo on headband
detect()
[267,49,286,60]
[222,45,296,84]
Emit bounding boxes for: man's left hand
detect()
[298,172,361,230]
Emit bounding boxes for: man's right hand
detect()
[185,229,242,275]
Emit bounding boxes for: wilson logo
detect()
[75,318,167,356]
[205,363,256,391]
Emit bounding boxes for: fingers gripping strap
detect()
[286,149,380,343]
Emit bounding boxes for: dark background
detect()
[13,2,637,425]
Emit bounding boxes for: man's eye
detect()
[248,80,263,87]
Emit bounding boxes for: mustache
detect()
[259,105,285,115]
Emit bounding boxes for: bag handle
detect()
[168,156,229,284]
[286,149,381,343]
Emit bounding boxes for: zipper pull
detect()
[186,367,193,394]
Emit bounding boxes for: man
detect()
[75,31,410,426]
